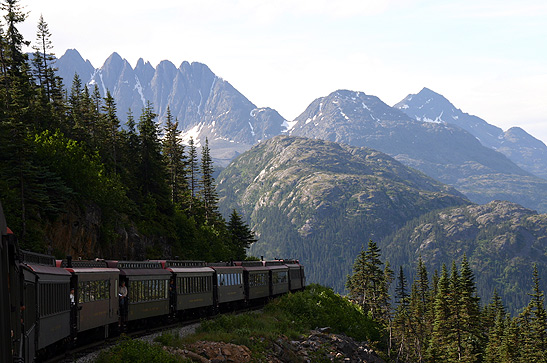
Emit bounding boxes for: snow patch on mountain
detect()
[134,75,146,106]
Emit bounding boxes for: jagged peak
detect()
[156,59,177,70]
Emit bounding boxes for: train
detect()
[0,201,305,362]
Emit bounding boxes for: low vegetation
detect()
[96,285,379,362]
[95,338,190,363]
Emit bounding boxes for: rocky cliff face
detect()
[43,202,170,260]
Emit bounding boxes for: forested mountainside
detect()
[380,200,547,314]
[287,90,547,212]
[56,49,286,166]
[217,136,470,292]
[0,6,254,263]
[395,87,547,180]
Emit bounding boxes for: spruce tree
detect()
[227,209,257,260]
[101,90,120,174]
[187,136,198,203]
[518,264,547,362]
[199,138,219,223]
[162,106,188,207]
[457,255,482,362]
[346,240,392,325]
[428,263,451,362]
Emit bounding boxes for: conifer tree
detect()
[0,0,37,242]
[518,264,547,362]
[227,209,257,260]
[137,101,166,198]
[393,266,411,361]
[346,240,392,325]
[428,263,452,362]
[101,90,120,174]
[457,255,482,362]
[199,138,219,223]
[32,14,59,103]
[162,106,188,207]
[187,136,198,202]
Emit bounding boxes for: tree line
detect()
[0,0,256,261]
[347,240,547,362]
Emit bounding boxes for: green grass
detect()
[95,337,191,363]
[153,284,380,360]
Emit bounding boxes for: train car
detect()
[237,261,271,301]
[264,261,289,296]
[0,201,17,363]
[284,259,305,291]
[208,263,244,308]
[108,261,171,322]
[20,250,72,361]
[59,259,119,336]
[160,260,215,314]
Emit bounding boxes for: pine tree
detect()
[393,266,411,361]
[227,209,257,260]
[137,101,165,197]
[457,255,482,362]
[32,14,59,102]
[484,311,506,363]
[0,0,37,243]
[518,264,547,362]
[428,263,452,362]
[346,240,392,325]
[162,106,188,207]
[199,138,219,223]
[101,90,120,174]
[187,136,198,202]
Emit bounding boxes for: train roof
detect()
[20,250,56,266]
[167,266,214,274]
[59,259,110,268]
[64,267,120,274]
[23,263,71,276]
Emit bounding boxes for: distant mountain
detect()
[56,49,287,165]
[395,88,547,179]
[288,89,547,212]
[217,135,470,292]
[380,200,547,314]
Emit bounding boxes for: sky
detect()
[17,0,547,143]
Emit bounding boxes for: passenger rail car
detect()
[1,199,305,363]
[160,260,215,315]
[58,259,119,336]
[108,261,171,322]
[208,263,245,309]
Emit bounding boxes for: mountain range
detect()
[54,50,547,311]
[57,49,285,165]
[55,49,547,213]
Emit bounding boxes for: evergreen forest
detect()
[0,0,255,262]
[347,240,547,363]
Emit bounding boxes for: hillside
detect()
[288,89,547,212]
[380,200,547,313]
[217,135,470,291]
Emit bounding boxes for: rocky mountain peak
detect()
[396,88,547,180]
